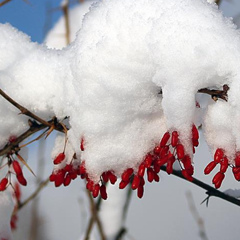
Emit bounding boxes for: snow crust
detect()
[1,0,240,181]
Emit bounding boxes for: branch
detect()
[0,0,11,7]
[160,165,240,207]
[198,84,229,101]
[215,0,222,6]
[17,178,49,211]
[62,0,70,45]
[85,190,106,240]
[0,89,52,127]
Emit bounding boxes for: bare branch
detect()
[17,178,49,211]
[62,0,70,45]
[198,84,229,101]
[160,165,240,207]
[0,0,11,7]
[85,190,106,240]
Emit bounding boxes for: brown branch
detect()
[62,0,70,45]
[0,121,48,156]
[17,178,49,211]
[160,165,240,207]
[85,190,106,240]
[0,89,52,127]
[215,0,222,6]
[0,0,11,7]
[198,84,229,102]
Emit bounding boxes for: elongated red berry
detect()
[182,169,193,181]
[54,170,65,187]
[153,161,161,173]
[157,156,168,167]
[86,180,94,191]
[213,172,225,189]
[79,162,86,175]
[132,175,140,190]
[153,172,160,182]
[204,161,217,175]
[137,185,144,198]
[232,167,240,174]
[192,125,199,141]
[220,157,228,173]
[49,173,56,182]
[107,172,117,185]
[233,171,240,181]
[160,132,170,147]
[214,148,224,163]
[53,153,65,165]
[154,146,161,155]
[147,168,154,182]
[0,178,8,191]
[182,155,192,169]
[119,180,129,189]
[166,156,175,175]
[64,174,72,186]
[212,172,224,185]
[101,171,109,182]
[138,163,146,177]
[17,174,27,186]
[12,161,22,176]
[171,131,178,147]
[100,185,107,200]
[92,184,100,198]
[159,146,169,158]
[235,152,240,167]
[144,154,153,168]
[121,168,133,182]
[176,144,185,160]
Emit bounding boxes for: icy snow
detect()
[1,0,240,181]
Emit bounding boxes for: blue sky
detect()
[0,0,240,43]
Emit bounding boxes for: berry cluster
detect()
[204,148,240,188]
[49,153,80,187]
[72,125,199,200]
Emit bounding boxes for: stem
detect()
[160,165,240,207]
[0,0,11,7]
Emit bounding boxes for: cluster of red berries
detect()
[49,153,80,187]
[0,159,27,192]
[204,148,240,188]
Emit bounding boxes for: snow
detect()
[1,0,240,183]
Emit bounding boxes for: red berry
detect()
[159,146,169,158]
[0,178,8,191]
[214,148,224,163]
[153,161,161,173]
[137,185,144,198]
[144,154,153,168]
[153,172,160,182]
[182,155,192,169]
[79,162,86,175]
[100,185,107,200]
[132,175,140,190]
[166,156,175,174]
[64,164,73,172]
[212,172,225,185]
[157,156,168,167]
[86,180,94,191]
[160,132,170,147]
[232,167,240,174]
[92,184,100,198]
[64,174,72,186]
[17,174,27,186]
[154,146,161,155]
[119,180,130,189]
[121,168,133,182]
[220,157,228,173]
[138,163,146,177]
[171,131,179,147]
[182,169,193,181]
[101,171,109,182]
[192,125,199,141]
[204,161,217,175]
[147,168,154,182]
[49,173,56,182]
[54,170,65,187]
[108,172,117,185]
[9,135,17,143]
[233,171,240,181]
[12,161,22,176]
[235,152,240,167]
[176,144,185,160]
[53,153,65,165]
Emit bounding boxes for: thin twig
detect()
[85,190,106,240]
[62,0,70,45]
[186,191,209,240]
[0,0,11,7]
[17,178,50,211]
[0,89,52,127]
[198,84,229,101]
[215,0,222,6]
[160,165,240,207]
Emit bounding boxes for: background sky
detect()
[1,1,240,240]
